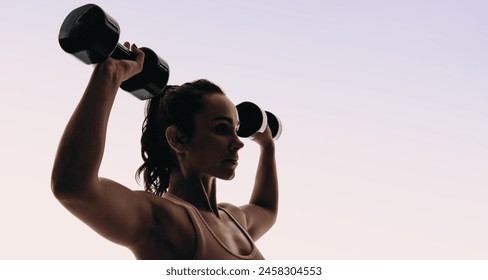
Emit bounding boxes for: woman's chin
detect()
[218,172,236,181]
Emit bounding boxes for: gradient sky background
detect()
[0,0,486,259]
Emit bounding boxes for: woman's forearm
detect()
[249,143,279,213]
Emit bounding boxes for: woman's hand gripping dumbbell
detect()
[58,3,170,100]
[236,101,283,141]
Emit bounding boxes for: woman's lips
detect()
[224,158,238,165]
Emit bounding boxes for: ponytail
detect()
[136,86,175,196]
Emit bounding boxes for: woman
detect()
[51,43,279,259]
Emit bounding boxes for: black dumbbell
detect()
[58,4,169,100]
[236,101,282,141]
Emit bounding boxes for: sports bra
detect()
[163,193,265,260]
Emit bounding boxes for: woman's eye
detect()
[215,124,231,134]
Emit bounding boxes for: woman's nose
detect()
[232,135,244,151]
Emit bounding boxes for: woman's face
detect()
[184,93,244,180]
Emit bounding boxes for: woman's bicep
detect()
[58,177,153,247]
[239,204,277,241]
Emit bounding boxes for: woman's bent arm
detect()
[51,63,121,196]
[241,127,279,240]
[51,46,153,247]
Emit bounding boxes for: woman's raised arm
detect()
[240,126,279,240]
[51,44,153,247]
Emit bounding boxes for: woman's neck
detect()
[166,170,220,217]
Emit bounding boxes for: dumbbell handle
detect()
[110,43,137,60]
[99,43,169,100]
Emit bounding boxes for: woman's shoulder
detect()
[134,190,188,214]
[218,202,247,227]
[132,190,195,233]
[131,190,197,259]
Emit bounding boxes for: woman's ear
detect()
[165,125,188,153]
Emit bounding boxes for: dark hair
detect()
[136,79,225,196]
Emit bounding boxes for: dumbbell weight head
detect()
[236,101,267,138]
[58,4,170,100]
[265,111,283,141]
[58,4,120,64]
[119,47,170,100]
[236,101,282,140]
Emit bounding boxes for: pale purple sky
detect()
[0,0,487,259]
